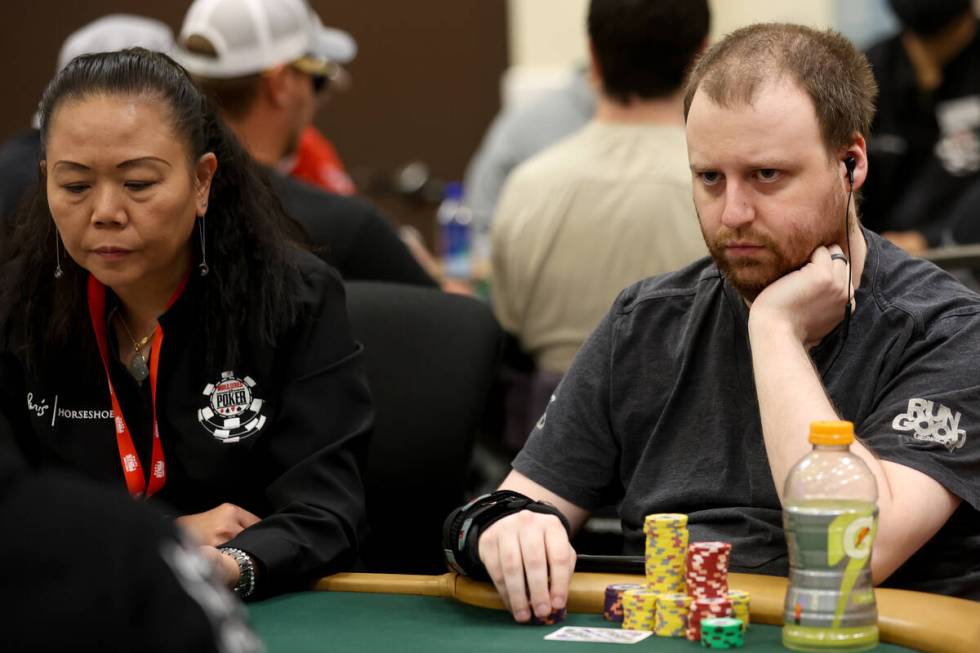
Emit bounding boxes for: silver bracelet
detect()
[219,547,257,599]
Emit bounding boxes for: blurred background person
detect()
[463,66,595,232]
[489,0,710,444]
[284,36,359,197]
[290,123,358,197]
[862,0,980,253]
[175,0,436,286]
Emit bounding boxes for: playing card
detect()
[544,626,653,643]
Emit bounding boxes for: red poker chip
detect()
[686,597,733,641]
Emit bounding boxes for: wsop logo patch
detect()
[197,371,266,443]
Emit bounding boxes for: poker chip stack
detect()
[621,514,749,641]
[687,597,733,642]
[686,541,731,600]
[621,587,659,631]
[644,514,688,594]
[699,617,745,649]
[529,608,566,625]
[603,583,644,622]
[725,589,750,632]
[653,593,691,637]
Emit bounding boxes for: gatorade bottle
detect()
[437,181,472,279]
[782,421,879,652]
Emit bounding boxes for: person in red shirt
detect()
[290,125,357,196]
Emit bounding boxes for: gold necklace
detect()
[113,310,156,383]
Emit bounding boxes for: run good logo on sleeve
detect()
[891,398,967,451]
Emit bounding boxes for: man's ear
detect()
[839,134,868,191]
[261,65,293,109]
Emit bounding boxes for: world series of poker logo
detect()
[197,371,267,443]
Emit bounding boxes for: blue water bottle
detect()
[438,182,472,279]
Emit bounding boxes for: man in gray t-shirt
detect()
[453,19,980,623]
[515,229,980,596]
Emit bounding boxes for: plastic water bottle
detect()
[437,181,472,279]
[782,421,879,652]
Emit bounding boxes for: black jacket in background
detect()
[270,171,436,287]
[0,128,41,228]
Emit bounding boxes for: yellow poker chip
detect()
[644,513,689,594]
[726,590,751,631]
[645,513,689,528]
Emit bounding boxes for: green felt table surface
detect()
[247,592,915,652]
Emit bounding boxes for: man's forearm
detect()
[749,319,843,503]
[749,321,914,581]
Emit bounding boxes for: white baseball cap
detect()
[56,14,175,72]
[34,15,175,129]
[174,0,357,79]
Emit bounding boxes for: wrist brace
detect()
[442,489,571,580]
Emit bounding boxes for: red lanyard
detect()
[86,273,187,499]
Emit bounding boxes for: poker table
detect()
[247,572,980,652]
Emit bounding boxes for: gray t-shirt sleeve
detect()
[855,312,980,511]
[512,298,622,510]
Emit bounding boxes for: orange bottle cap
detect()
[809,420,854,445]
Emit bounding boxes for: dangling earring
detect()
[197,214,209,277]
[53,228,64,279]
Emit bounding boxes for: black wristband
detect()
[442,490,571,581]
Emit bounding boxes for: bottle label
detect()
[827,508,878,629]
[782,501,879,638]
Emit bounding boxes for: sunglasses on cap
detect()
[291,56,339,94]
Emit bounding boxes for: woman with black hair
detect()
[0,48,372,599]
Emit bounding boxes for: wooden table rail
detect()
[315,572,980,653]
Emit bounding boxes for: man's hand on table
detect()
[176,502,261,547]
[478,510,577,623]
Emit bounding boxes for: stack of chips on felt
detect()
[644,514,689,593]
[529,608,566,625]
[686,541,731,599]
[620,513,689,632]
[700,617,745,649]
[603,583,644,622]
[688,596,734,642]
[686,541,733,641]
[603,512,749,646]
[726,590,750,633]
[654,593,691,637]
[621,587,659,631]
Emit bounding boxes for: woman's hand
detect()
[198,545,240,588]
[176,503,261,547]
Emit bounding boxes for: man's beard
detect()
[698,191,847,302]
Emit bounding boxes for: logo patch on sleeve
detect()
[891,398,966,451]
[197,371,266,443]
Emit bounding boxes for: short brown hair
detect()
[683,23,877,155]
[181,34,262,121]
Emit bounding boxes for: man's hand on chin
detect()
[748,245,854,348]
